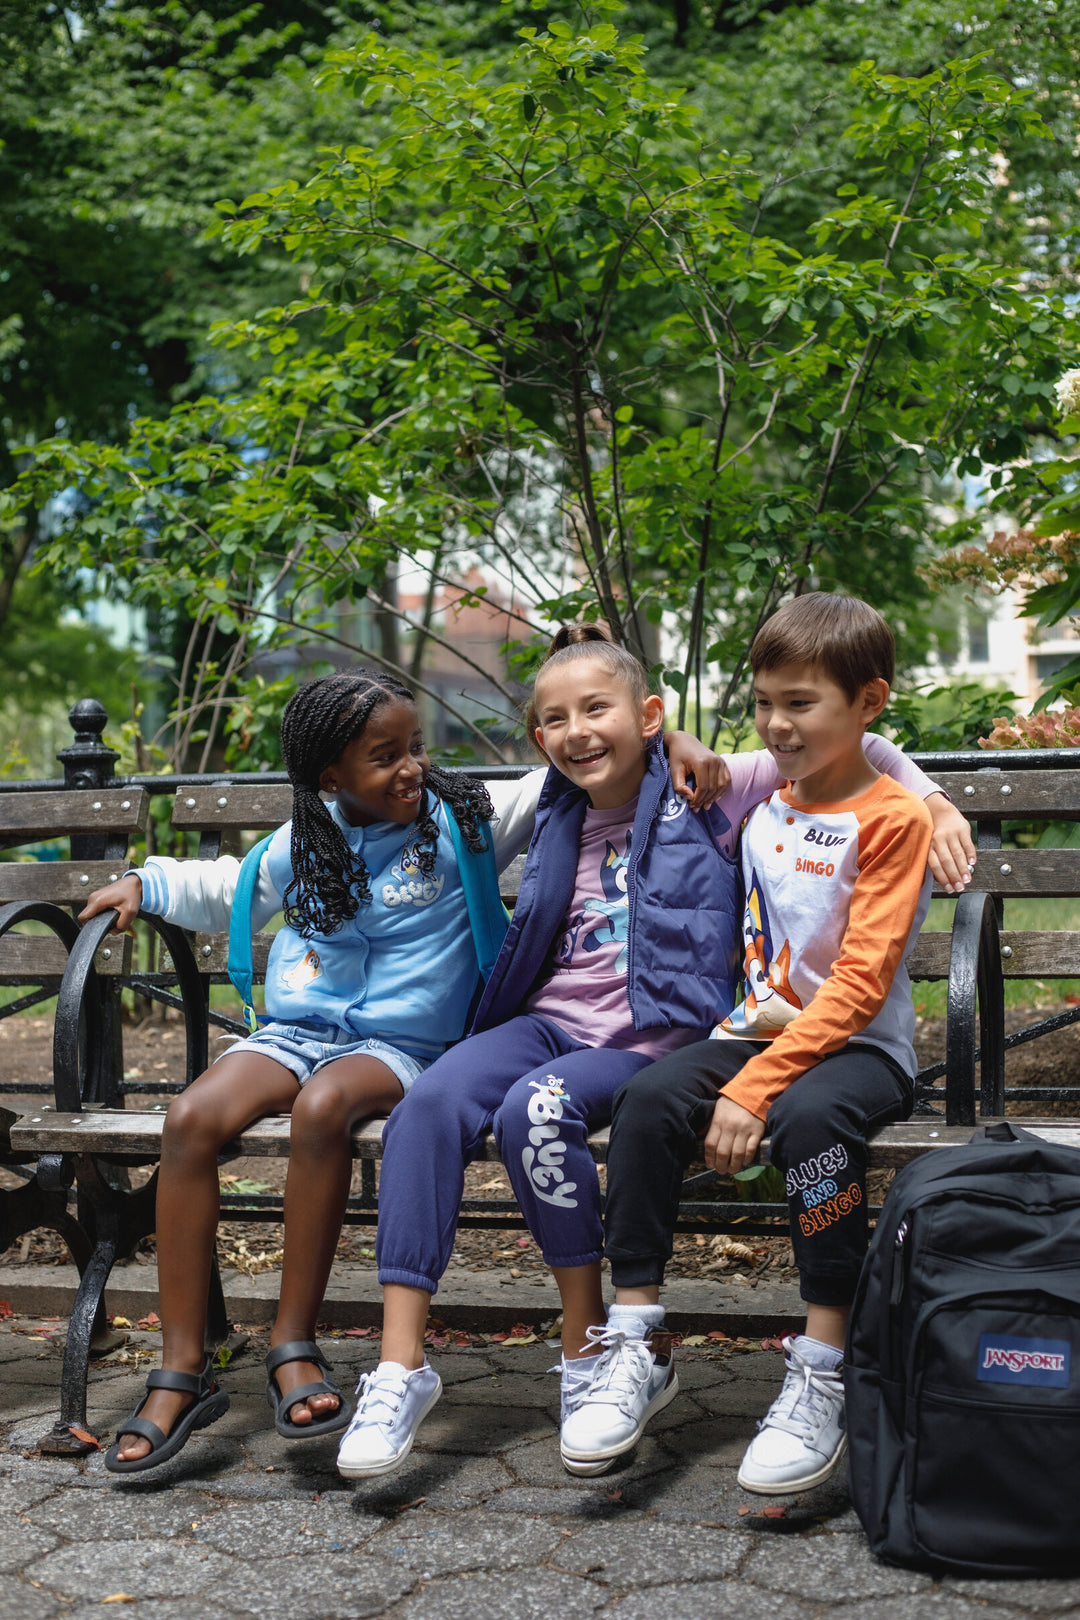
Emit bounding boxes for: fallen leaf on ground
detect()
[98,1348,158,1370]
[761,1505,787,1518]
[68,1427,100,1449]
[0,1300,11,1319]
[109,1316,132,1330]
[341,1327,375,1338]
[760,1337,785,1352]
[219,1238,283,1277]
[681,1335,708,1347]
[390,1497,426,1514]
[738,1505,752,1516]
[101,1594,135,1603]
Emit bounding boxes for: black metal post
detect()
[56,699,120,804]
[57,701,124,1104]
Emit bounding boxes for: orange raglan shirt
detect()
[715,773,933,1122]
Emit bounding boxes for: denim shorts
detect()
[218,1020,428,1094]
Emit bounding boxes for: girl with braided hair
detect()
[79,667,537,1471]
[81,664,722,1472]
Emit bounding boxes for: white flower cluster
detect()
[1054,368,1080,416]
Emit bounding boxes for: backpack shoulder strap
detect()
[227,831,277,1033]
[442,806,509,983]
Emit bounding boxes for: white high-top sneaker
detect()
[559,1322,678,1474]
[737,1335,846,1494]
[554,1352,609,1478]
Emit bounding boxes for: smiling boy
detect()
[561,593,934,1492]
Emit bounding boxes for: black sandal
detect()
[104,1357,230,1473]
[265,1339,349,1439]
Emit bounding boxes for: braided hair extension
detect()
[524,623,649,753]
[278,668,494,938]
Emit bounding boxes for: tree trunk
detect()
[410,546,444,683]
[375,561,400,669]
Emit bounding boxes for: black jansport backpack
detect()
[846,1121,1080,1577]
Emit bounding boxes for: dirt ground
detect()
[4,1003,1080,1288]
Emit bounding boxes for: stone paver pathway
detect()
[3,1320,1079,1620]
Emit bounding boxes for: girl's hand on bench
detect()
[926,794,978,895]
[79,873,143,934]
[666,730,730,811]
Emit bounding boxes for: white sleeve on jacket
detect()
[136,853,281,934]
[482,767,546,873]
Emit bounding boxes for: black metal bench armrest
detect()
[945,888,1004,1126]
[54,909,209,1111]
[0,900,85,1117]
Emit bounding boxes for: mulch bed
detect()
[4,1002,1080,1289]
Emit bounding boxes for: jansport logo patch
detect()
[977,1334,1071,1388]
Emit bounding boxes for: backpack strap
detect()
[227,831,276,1033]
[442,806,509,983]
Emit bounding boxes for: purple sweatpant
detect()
[376,1014,652,1295]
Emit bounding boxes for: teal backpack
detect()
[227,808,509,1034]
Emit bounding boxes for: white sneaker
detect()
[554,1353,610,1478]
[737,1336,846,1494]
[559,1323,678,1475]
[336,1360,442,1479]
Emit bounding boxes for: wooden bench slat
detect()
[0,933,131,978]
[14,1111,1080,1171]
[0,862,134,906]
[907,934,949,978]
[170,785,293,830]
[0,788,148,841]
[964,848,1080,897]
[188,932,273,975]
[978,931,1080,977]
[908,930,1080,979]
[932,770,1080,819]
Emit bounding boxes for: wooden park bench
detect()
[5,700,1080,1449]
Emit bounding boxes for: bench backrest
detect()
[911,768,1080,982]
[0,789,148,988]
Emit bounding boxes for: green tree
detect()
[0,1,370,694]
[6,1,1076,755]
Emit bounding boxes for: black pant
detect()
[604,1038,913,1306]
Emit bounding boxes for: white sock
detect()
[608,1302,665,1340]
[793,1334,843,1371]
[561,1351,602,1386]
